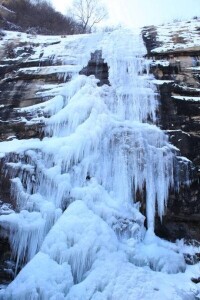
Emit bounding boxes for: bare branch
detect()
[70,0,108,33]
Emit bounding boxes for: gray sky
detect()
[50,0,200,28]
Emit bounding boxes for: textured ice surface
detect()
[0,29,199,299]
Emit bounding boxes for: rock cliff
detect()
[142,18,200,241]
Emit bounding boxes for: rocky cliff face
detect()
[142,18,200,241]
[0,32,73,285]
[0,21,200,287]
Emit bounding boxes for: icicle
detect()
[0,211,45,271]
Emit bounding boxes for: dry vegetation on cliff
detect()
[0,0,80,35]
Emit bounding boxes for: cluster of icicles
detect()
[0,29,190,299]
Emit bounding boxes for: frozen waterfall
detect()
[0,29,196,300]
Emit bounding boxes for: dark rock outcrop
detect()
[0,38,64,142]
[0,235,15,287]
[142,19,200,241]
[79,50,110,86]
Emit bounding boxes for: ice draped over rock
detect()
[0,29,196,300]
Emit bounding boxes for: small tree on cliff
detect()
[70,0,107,33]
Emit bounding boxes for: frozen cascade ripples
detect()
[0,29,198,299]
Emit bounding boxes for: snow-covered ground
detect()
[0,29,199,300]
[144,18,200,53]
